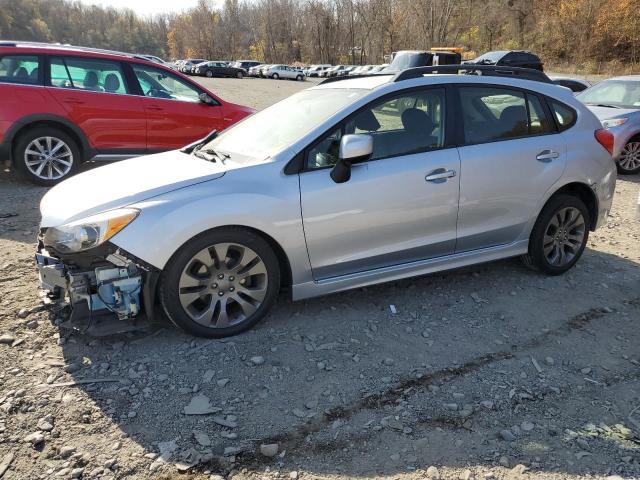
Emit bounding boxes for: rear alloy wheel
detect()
[14,127,80,186]
[160,228,280,337]
[296,75,303,81]
[206,70,213,78]
[272,73,279,80]
[617,141,640,174]
[522,194,590,275]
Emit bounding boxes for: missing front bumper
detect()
[35,249,155,335]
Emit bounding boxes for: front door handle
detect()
[426,168,456,183]
[536,150,560,162]
[147,105,164,111]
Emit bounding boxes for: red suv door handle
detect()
[63,98,85,105]
[147,105,164,111]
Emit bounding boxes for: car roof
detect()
[312,72,576,102]
[0,40,159,65]
[607,75,640,81]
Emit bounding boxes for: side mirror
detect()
[330,134,373,184]
[199,92,216,105]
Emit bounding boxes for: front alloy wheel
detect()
[617,141,640,174]
[160,228,280,337]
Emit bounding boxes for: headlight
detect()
[602,118,628,129]
[43,208,139,253]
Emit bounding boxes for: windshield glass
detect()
[472,51,507,64]
[202,88,367,161]
[388,52,431,71]
[577,80,640,109]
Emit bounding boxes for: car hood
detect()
[40,151,227,227]
[585,105,639,120]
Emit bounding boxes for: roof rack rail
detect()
[393,64,552,84]
[319,73,392,85]
[0,40,142,60]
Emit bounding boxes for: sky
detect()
[76,0,204,16]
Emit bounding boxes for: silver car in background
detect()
[577,75,640,174]
[36,68,616,338]
[264,65,305,80]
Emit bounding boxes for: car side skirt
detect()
[291,239,529,301]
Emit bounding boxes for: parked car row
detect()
[248,64,306,80]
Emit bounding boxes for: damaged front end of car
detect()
[35,209,159,335]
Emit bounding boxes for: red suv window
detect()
[49,56,130,94]
[0,54,40,85]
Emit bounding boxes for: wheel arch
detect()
[8,114,93,164]
[162,224,294,291]
[546,182,599,231]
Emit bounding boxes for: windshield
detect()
[202,88,367,161]
[577,80,640,109]
[388,52,432,71]
[472,51,507,64]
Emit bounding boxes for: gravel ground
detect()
[0,76,639,480]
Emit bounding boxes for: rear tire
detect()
[13,126,80,186]
[296,75,303,81]
[272,73,279,80]
[521,194,590,275]
[616,140,640,174]
[236,71,244,79]
[160,227,281,338]
[206,70,213,78]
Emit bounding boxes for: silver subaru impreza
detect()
[36,68,617,337]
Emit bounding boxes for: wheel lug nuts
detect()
[229,287,235,292]
[218,274,224,279]
[212,283,218,289]
[239,279,246,285]
[229,276,235,281]
[218,291,224,296]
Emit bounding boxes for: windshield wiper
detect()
[197,148,230,163]
[588,103,622,109]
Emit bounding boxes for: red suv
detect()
[0,41,255,185]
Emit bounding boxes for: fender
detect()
[2,113,95,162]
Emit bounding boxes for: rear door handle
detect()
[536,150,559,162]
[63,98,85,105]
[147,105,164,111]
[426,168,456,183]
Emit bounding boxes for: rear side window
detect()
[49,56,129,94]
[550,101,577,132]
[0,55,40,85]
[459,87,553,145]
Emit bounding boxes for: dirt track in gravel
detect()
[0,76,639,480]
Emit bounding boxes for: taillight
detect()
[595,129,614,155]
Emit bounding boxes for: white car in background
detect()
[306,64,331,77]
[265,65,305,81]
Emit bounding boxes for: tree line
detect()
[1,0,638,73]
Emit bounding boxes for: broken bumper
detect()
[35,247,159,332]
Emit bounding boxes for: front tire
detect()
[13,127,80,186]
[160,228,281,338]
[296,75,303,81]
[617,140,640,174]
[271,73,279,80]
[205,70,213,78]
[522,194,590,275]
[236,71,244,79]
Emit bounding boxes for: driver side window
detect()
[305,88,446,169]
[132,65,202,103]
